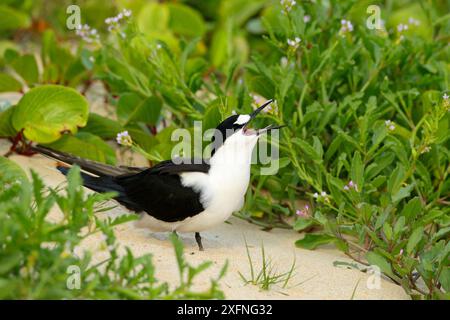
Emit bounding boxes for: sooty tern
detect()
[33,99,283,250]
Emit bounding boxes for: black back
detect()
[76,160,212,223]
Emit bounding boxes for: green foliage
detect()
[0,157,225,299]
[12,85,89,143]
[238,239,296,291]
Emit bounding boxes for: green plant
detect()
[238,239,296,291]
[0,157,226,299]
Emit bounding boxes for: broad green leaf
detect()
[0,5,30,32]
[295,234,336,250]
[43,132,116,165]
[293,218,315,232]
[12,85,89,143]
[81,113,124,139]
[406,226,423,254]
[167,3,205,37]
[126,96,163,126]
[11,54,39,85]
[138,2,170,34]
[0,73,22,92]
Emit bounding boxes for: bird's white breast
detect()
[135,130,258,233]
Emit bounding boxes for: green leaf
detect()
[400,197,422,221]
[351,151,364,187]
[295,234,336,250]
[126,96,162,126]
[366,251,393,277]
[439,267,450,292]
[138,2,170,34]
[81,113,124,139]
[0,106,17,137]
[167,3,205,37]
[0,73,22,92]
[43,132,116,165]
[406,226,423,255]
[11,54,39,85]
[0,5,31,32]
[293,218,315,232]
[0,252,22,274]
[0,156,31,204]
[12,85,89,143]
[392,183,415,203]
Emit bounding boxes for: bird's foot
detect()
[195,232,204,251]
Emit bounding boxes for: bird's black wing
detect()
[113,160,210,222]
[36,144,211,222]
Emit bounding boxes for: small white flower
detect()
[303,15,311,23]
[156,44,162,50]
[287,37,301,49]
[397,23,408,32]
[116,130,133,146]
[280,0,296,14]
[280,56,288,67]
[443,93,449,100]
[313,192,319,198]
[340,19,354,35]
[408,17,420,26]
[343,185,349,191]
[123,9,132,17]
[321,191,327,197]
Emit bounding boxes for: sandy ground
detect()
[0,139,409,299]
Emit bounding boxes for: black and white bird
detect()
[33,99,283,250]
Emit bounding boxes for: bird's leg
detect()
[195,232,204,251]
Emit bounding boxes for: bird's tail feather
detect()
[56,165,142,212]
[32,145,140,177]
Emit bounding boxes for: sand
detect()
[0,139,409,300]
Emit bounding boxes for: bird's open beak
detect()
[243,99,286,136]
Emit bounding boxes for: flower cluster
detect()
[287,37,301,50]
[397,23,409,33]
[105,8,132,33]
[313,191,329,202]
[408,17,420,26]
[343,180,358,192]
[296,205,310,218]
[280,0,296,14]
[339,19,354,36]
[385,120,395,131]
[116,130,133,146]
[75,24,99,43]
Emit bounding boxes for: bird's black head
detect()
[210,99,284,156]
